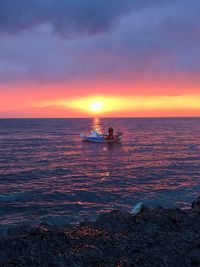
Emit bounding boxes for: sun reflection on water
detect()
[92,117,103,134]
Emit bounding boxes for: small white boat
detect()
[80,130,122,143]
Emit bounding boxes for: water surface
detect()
[0,118,200,228]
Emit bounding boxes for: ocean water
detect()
[0,118,200,229]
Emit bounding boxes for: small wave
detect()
[131,202,143,214]
[0,193,23,202]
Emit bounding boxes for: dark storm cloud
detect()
[0,0,167,35]
[0,0,200,92]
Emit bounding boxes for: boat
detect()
[80,130,123,143]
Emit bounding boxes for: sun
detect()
[90,101,103,113]
[66,96,120,114]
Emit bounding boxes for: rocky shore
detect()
[0,197,200,267]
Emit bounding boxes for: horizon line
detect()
[0,116,200,119]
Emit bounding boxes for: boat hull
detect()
[81,136,121,143]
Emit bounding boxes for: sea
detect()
[0,118,200,230]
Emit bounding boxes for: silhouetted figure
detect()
[108,126,114,139]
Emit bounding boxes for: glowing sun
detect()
[62,96,120,114]
[90,101,103,113]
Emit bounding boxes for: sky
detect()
[0,0,200,117]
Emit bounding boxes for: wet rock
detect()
[7,225,32,238]
[94,210,134,233]
[153,205,164,213]
[1,200,200,267]
[192,196,200,211]
[191,256,200,266]
[140,204,150,213]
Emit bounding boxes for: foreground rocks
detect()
[192,196,200,211]
[1,199,200,267]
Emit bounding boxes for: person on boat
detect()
[108,126,114,139]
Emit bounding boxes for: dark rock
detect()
[192,196,200,210]
[140,204,150,213]
[7,225,32,238]
[1,203,200,267]
[153,205,164,213]
[191,256,200,266]
[94,210,134,233]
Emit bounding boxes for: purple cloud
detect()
[0,0,167,35]
[0,0,200,94]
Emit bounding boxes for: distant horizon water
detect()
[1,116,200,119]
[0,117,200,231]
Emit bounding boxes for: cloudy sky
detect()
[0,0,200,117]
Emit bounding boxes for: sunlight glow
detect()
[35,94,200,116]
[90,101,103,113]
[66,96,120,114]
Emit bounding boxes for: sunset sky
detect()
[0,0,200,117]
